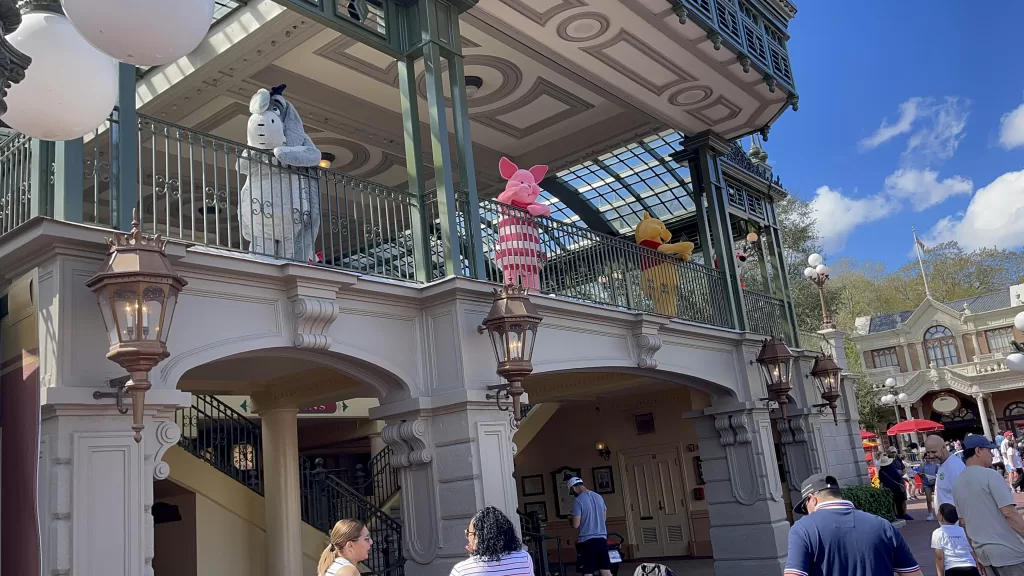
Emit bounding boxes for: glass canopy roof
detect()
[538,130,696,235]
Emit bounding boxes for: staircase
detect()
[175,395,404,576]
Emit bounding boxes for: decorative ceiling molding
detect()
[360,151,412,181]
[414,55,524,109]
[668,85,713,108]
[314,35,400,87]
[193,101,249,133]
[556,11,610,43]
[312,137,372,173]
[688,94,744,126]
[581,28,697,97]
[472,77,594,140]
[497,0,587,26]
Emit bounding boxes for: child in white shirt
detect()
[932,503,980,576]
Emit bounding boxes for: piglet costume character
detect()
[494,157,550,291]
[238,84,322,263]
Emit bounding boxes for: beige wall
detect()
[163,447,323,576]
[514,388,711,560]
[154,492,197,576]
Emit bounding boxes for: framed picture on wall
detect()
[634,412,656,435]
[552,466,581,518]
[592,466,615,494]
[524,501,548,524]
[521,474,544,497]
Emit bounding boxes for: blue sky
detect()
[766,0,1024,269]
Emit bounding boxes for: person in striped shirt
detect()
[785,473,922,576]
[451,506,534,576]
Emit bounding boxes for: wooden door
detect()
[623,449,690,558]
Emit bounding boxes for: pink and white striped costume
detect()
[494,157,551,292]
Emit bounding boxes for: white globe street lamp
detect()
[4,4,117,141]
[805,254,835,330]
[1008,311,1024,373]
[61,0,215,66]
[885,377,896,388]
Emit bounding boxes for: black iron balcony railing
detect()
[743,288,790,343]
[678,0,796,94]
[353,444,401,509]
[0,118,797,343]
[175,395,404,576]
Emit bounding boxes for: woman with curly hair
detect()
[451,506,534,576]
[317,519,373,576]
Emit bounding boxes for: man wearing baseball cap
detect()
[784,473,922,576]
[567,477,611,576]
[953,434,1024,574]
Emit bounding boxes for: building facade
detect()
[852,285,1024,440]
[0,1,869,576]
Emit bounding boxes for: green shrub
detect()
[841,486,895,522]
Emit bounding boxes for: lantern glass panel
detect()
[141,285,166,341]
[112,287,141,343]
[97,287,119,347]
[489,328,506,363]
[161,288,179,343]
[523,323,537,362]
[508,324,525,360]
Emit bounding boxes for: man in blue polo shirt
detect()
[785,473,923,576]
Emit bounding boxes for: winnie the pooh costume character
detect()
[238,84,322,263]
[494,157,551,291]
[635,212,693,316]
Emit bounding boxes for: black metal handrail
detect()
[175,395,404,576]
[302,458,405,576]
[518,510,565,576]
[352,444,400,509]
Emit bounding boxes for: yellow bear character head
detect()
[635,211,672,245]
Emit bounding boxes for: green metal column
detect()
[766,202,800,346]
[28,139,52,219]
[406,0,471,279]
[113,62,138,231]
[673,131,745,331]
[446,17,485,279]
[397,54,432,282]
[53,140,83,222]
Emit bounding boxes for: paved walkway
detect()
[898,489,1024,576]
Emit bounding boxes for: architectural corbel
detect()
[381,417,438,564]
[152,420,182,480]
[712,407,784,505]
[631,317,668,369]
[285,280,340,350]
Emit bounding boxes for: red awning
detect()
[887,419,944,435]
[860,429,877,440]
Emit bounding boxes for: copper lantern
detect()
[753,335,795,405]
[478,283,542,426]
[809,353,843,423]
[85,212,187,442]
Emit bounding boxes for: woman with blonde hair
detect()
[318,519,373,576]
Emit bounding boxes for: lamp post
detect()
[879,377,909,450]
[809,353,843,423]
[478,284,542,429]
[85,211,187,442]
[0,1,31,117]
[803,253,835,330]
[752,335,796,407]
[1007,311,1024,373]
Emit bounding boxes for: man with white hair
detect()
[926,434,966,512]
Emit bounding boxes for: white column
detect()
[971,332,981,362]
[988,395,1001,435]
[260,407,303,576]
[975,394,993,440]
[37,388,187,576]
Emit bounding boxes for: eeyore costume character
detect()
[238,84,322,262]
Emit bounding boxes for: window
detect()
[986,327,1016,354]
[870,347,900,369]
[924,325,960,368]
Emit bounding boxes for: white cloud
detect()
[923,169,1024,250]
[858,97,969,165]
[999,103,1024,149]
[883,168,973,211]
[903,97,968,164]
[859,98,922,150]
[809,185,899,252]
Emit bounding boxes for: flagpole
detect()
[912,227,933,299]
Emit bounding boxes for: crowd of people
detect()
[313,435,1024,576]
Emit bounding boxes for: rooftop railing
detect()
[0,119,797,342]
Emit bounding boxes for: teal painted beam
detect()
[29,139,52,219]
[53,139,83,222]
[114,63,138,231]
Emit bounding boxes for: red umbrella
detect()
[860,429,877,440]
[887,419,944,435]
